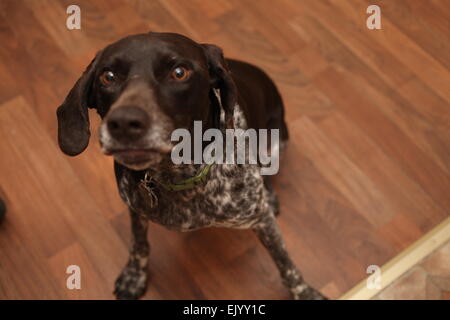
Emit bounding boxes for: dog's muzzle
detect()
[107,106,150,143]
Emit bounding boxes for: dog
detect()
[56,32,326,300]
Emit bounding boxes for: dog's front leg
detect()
[252,215,327,300]
[114,209,149,299]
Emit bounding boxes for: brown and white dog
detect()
[57,32,326,300]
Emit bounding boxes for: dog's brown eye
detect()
[100,71,116,86]
[171,66,190,81]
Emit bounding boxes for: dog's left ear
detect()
[201,44,237,129]
[56,51,102,156]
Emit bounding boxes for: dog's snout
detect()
[107,106,150,142]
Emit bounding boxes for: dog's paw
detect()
[291,285,328,300]
[114,266,148,300]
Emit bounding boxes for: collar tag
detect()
[138,173,158,207]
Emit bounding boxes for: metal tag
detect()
[138,173,158,208]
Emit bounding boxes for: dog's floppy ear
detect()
[56,51,102,156]
[201,44,237,129]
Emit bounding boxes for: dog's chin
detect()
[114,157,161,171]
[109,150,164,171]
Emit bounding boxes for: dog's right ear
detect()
[56,51,102,156]
[201,44,237,129]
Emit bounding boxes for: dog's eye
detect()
[99,71,116,86]
[171,66,190,81]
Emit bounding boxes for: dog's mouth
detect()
[110,148,153,161]
[99,124,173,169]
[104,148,167,168]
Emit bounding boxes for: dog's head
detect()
[57,32,237,170]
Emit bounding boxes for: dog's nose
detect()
[107,106,150,142]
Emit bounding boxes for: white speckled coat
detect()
[117,105,271,231]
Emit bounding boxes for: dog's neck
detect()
[117,154,207,191]
[117,103,245,190]
[147,158,206,184]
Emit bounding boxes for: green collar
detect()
[158,164,213,192]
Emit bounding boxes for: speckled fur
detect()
[114,105,326,300]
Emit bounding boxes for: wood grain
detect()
[0,0,448,299]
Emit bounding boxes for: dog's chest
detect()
[118,164,266,232]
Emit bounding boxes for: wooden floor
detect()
[0,0,449,299]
